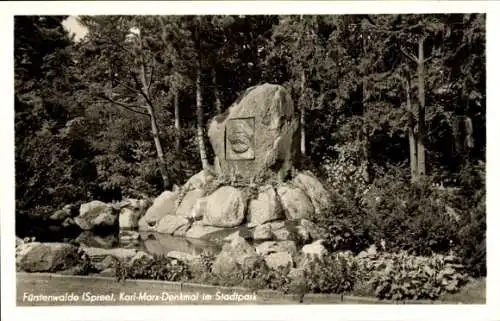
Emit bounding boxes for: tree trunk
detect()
[196,68,209,170]
[417,37,426,178]
[174,87,181,153]
[212,68,222,114]
[361,29,371,183]
[300,68,306,155]
[137,36,169,189]
[405,76,418,182]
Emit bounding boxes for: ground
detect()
[16,273,485,306]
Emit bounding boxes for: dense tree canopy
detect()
[15,14,485,218]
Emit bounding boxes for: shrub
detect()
[313,196,372,254]
[360,168,460,256]
[353,251,470,300]
[115,254,191,282]
[453,161,486,277]
[193,259,292,293]
[303,253,358,294]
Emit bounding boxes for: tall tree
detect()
[77,16,173,189]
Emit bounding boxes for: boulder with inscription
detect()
[208,83,299,181]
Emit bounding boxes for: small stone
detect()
[99,268,116,277]
[301,239,328,260]
[253,224,273,241]
[167,251,198,264]
[264,252,293,270]
[273,227,294,241]
[128,251,153,266]
[255,241,297,256]
[94,255,119,271]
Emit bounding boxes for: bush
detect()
[359,168,461,256]
[115,254,191,282]
[453,161,486,277]
[303,253,358,294]
[353,251,470,300]
[313,195,372,254]
[192,258,292,293]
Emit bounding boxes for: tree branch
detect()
[400,47,418,64]
[148,58,155,92]
[114,77,142,94]
[132,71,156,110]
[96,94,150,117]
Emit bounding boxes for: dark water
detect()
[16,219,222,257]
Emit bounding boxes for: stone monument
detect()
[208,83,300,181]
[138,83,331,240]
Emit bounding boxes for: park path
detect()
[17,272,481,306]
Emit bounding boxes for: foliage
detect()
[353,251,470,300]
[192,258,292,294]
[313,194,372,254]
[115,254,191,282]
[303,253,358,294]
[453,161,486,277]
[361,168,460,256]
[15,14,485,279]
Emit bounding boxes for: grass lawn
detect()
[16,273,485,306]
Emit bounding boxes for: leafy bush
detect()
[313,195,372,254]
[193,258,292,293]
[359,168,460,256]
[353,251,470,300]
[453,161,486,277]
[303,253,358,294]
[115,254,191,282]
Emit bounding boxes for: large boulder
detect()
[175,189,205,218]
[156,215,191,235]
[138,191,179,231]
[81,247,138,262]
[119,199,149,230]
[292,172,332,215]
[16,242,81,272]
[208,83,299,181]
[248,185,284,225]
[49,204,76,221]
[212,236,261,275]
[277,184,314,220]
[183,170,215,192]
[200,186,246,227]
[74,201,116,231]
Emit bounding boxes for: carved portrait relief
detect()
[225,117,255,160]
